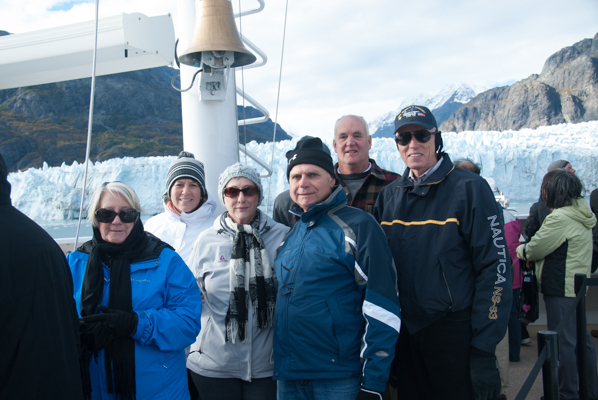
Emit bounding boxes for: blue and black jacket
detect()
[273,186,401,392]
[373,153,511,355]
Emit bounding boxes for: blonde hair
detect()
[87,182,142,227]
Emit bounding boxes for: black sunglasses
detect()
[224,186,259,198]
[95,208,139,223]
[394,129,434,146]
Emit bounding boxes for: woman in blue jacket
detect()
[68,181,202,400]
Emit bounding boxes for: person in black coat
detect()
[0,152,83,400]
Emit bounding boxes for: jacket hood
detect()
[0,152,11,206]
[557,198,597,229]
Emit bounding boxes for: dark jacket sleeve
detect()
[460,179,512,354]
[352,213,401,392]
[272,190,295,228]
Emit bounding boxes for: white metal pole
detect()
[177,0,239,211]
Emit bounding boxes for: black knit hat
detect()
[286,137,335,180]
[166,151,206,197]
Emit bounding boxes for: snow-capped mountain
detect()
[369,83,482,138]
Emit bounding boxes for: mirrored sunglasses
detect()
[394,129,433,146]
[95,208,139,223]
[224,186,258,198]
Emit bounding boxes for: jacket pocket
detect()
[327,297,351,364]
[197,315,212,355]
[438,257,455,310]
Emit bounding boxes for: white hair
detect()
[88,181,142,227]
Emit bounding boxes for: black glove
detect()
[79,318,114,351]
[355,388,383,400]
[82,306,138,339]
[470,354,501,400]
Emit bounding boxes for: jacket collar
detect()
[216,209,273,235]
[396,153,454,188]
[77,231,169,264]
[334,158,386,179]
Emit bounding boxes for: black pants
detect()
[396,308,474,400]
[190,371,277,400]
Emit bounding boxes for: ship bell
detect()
[178,0,256,69]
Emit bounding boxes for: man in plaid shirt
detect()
[273,116,399,226]
[333,115,400,215]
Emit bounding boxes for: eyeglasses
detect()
[394,129,434,146]
[95,208,139,223]
[224,186,259,198]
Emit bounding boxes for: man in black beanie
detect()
[0,152,83,399]
[272,136,332,227]
[273,137,401,400]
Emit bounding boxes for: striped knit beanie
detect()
[166,151,206,197]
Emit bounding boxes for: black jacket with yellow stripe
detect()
[373,153,511,354]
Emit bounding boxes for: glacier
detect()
[7,121,598,223]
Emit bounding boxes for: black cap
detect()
[286,137,335,180]
[394,105,437,133]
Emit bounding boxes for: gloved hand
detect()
[355,388,383,400]
[470,354,501,400]
[79,318,114,351]
[82,306,138,338]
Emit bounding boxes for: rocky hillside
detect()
[0,65,289,172]
[441,33,598,132]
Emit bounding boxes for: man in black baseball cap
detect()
[374,105,511,400]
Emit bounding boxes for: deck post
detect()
[538,330,559,400]
[575,273,589,400]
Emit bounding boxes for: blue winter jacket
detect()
[273,186,401,393]
[67,234,202,400]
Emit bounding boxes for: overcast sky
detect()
[1,0,597,138]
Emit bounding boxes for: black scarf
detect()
[223,212,275,343]
[81,219,147,400]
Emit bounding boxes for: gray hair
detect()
[88,181,142,227]
[334,114,370,137]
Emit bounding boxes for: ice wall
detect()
[7,121,598,221]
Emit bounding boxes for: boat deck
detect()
[509,323,598,399]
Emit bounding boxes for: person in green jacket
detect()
[517,169,598,400]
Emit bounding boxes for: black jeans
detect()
[395,308,474,400]
[190,371,277,400]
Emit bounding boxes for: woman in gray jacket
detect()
[187,163,289,400]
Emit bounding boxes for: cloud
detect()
[1,0,597,138]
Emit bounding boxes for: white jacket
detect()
[145,192,217,266]
[186,210,289,381]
